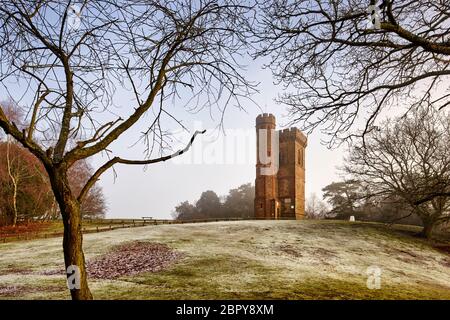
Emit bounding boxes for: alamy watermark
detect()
[257,129,279,176]
[67,4,82,31]
[66,265,81,290]
[335,264,382,290]
[169,123,280,176]
[366,265,382,289]
[368,2,381,30]
[169,122,276,173]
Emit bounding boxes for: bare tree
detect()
[255,0,450,146]
[344,106,450,238]
[0,0,255,299]
[305,192,328,219]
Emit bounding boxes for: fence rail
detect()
[0,217,295,243]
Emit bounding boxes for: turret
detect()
[255,113,279,219]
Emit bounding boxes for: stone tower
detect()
[254,114,307,219]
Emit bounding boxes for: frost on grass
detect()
[87,242,183,279]
[1,220,450,299]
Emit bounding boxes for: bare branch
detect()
[78,129,206,203]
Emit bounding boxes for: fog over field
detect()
[93,62,346,219]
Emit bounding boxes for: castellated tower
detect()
[254,114,307,219]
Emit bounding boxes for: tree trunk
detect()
[11,181,18,227]
[49,167,93,300]
[420,220,434,239]
[6,138,18,227]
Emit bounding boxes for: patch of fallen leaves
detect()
[40,269,63,276]
[0,266,34,276]
[86,242,183,279]
[0,285,22,296]
[40,242,184,279]
[278,244,302,257]
[0,284,62,297]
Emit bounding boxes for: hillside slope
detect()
[0,220,449,299]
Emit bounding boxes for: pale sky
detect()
[0,53,346,220]
[0,6,443,221]
[91,60,346,219]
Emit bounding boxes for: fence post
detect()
[96,227,99,232]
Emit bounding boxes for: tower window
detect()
[298,149,302,166]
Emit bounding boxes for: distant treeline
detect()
[306,180,423,226]
[172,183,254,220]
[174,179,425,226]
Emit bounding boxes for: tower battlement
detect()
[278,127,307,145]
[256,113,276,126]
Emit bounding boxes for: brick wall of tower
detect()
[278,128,307,219]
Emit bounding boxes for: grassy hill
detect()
[0,220,449,299]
